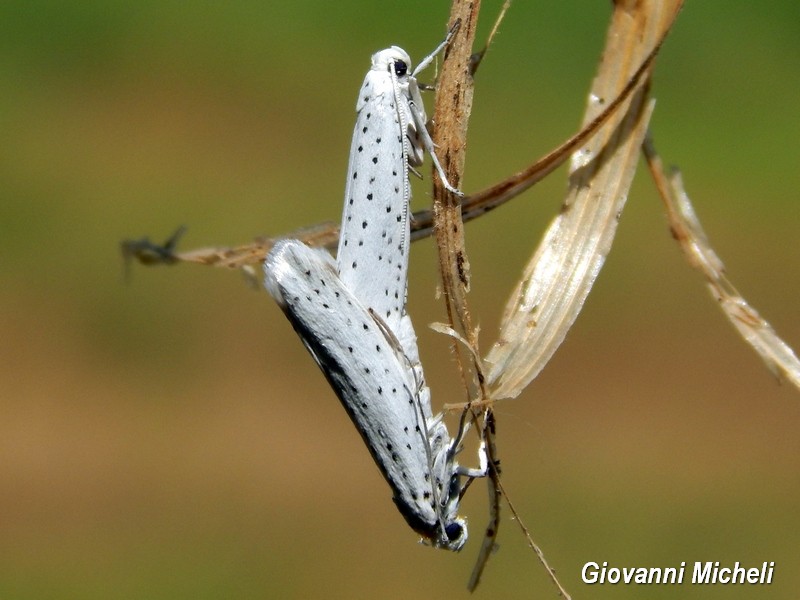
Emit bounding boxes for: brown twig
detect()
[431,1,484,397]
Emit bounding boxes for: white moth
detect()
[337,39,461,348]
[265,33,484,551]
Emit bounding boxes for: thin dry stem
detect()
[643,136,800,390]
[495,473,572,599]
[431,1,485,400]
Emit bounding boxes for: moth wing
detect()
[337,69,411,336]
[265,240,440,527]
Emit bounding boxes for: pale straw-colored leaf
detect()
[485,2,682,399]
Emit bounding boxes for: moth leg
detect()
[408,101,464,197]
[456,440,489,479]
[412,20,461,77]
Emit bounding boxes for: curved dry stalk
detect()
[643,136,800,391]
[121,8,674,278]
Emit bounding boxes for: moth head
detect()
[430,469,469,551]
[439,517,468,552]
[371,46,413,80]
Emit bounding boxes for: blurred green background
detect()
[2,1,798,598]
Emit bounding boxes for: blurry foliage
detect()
[1,2,799,599]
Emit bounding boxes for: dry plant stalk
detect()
[643,137,800,387]
[431,1,482,394]
[428,3,505,592]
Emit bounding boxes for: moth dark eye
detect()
[393,60,408,77]
[445,522,463,542]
